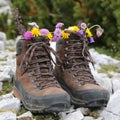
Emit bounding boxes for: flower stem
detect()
[89,25,101,30]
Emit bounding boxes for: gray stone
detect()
[90,67,112,94]
[101,90,120,120]
[59,108,84,120]
[112,79,120,93]
[0,0,10,6]
[0,66,12,81]
[0,92,21,112]
[0,32,6,50]
[17,111,33,120]
[0,112,16,120]
[79,108,91,116]
[0,32,6,42]
[83,116,95,120]
[0,0,11,14]
[89,48,120,65]
[0,6,11,14]
[0,41,5,50]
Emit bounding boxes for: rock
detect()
[90,48,120,66]
[90,65,112,94]
[83,116,95,120]
[0,32,6,42]
[0,66,12,81]
[0,41,5,51]
[0,82,3,91]
[112,79,120,93]
[0,111,16,120]
[0,32,6,50]
[0,6,11,14]
[79,108,91,116]
[0,0,10,6]
[101,90,120,120]
[0,92,21,112]
[17,111,33,120]
[0,0,11,14]
[59,108,84,120]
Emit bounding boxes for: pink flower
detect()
[96,28,104,37]
[24,31,32,40]
[40,28,49,36]
[55,22,64,28]
[51,36,59,42]
[52,28,62,41]
[80,22,87,30]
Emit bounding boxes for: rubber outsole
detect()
[13,78,70,113]
[55,73,110,108]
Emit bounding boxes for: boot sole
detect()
[55,74,109,108]
[13,78,70,113]
[13,86,70,113]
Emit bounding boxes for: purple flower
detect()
[77,30,84,35]
[40,28,49,36]
[52,28,62,41]
[55,22,64,28]
[89,37,95,43]
[24,31,32,40]
[54,28,61,36]
[51,35,61,42]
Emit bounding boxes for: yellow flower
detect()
[31,28,40,37]
[62,30,70,39]
[47,33,53,40]
[68,26,80,32]
[85,28,93,37]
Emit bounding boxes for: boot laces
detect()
[19,41,62,89]
[64,33,97,85]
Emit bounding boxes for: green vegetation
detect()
[0,0,119,57]
[89,110,100,119]
[98,64,120,74]
[0,81,13,95]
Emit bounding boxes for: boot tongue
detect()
[32,36,48,43]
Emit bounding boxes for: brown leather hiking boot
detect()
[12,8,70,113]
[14,37,70,113]
[55,32,110,108]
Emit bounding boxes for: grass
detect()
[89,111,100,119]
[98,64,120,74]
[0,81,13,95]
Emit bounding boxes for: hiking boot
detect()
[14,37,70,113]
[55,32,110,108]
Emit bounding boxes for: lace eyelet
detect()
[72,74,76,78]
[64,54,68,57]
[65,47,68,51]
[70,68,74,71]
[65,41,69,44]
[28,72,32,77]
[31,79,35,83]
